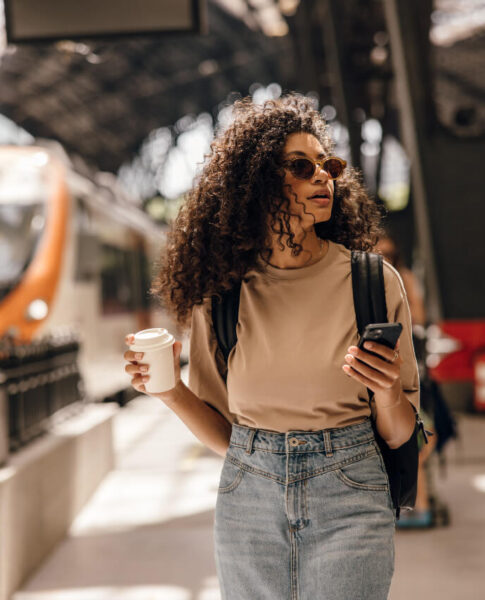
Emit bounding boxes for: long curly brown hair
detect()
[152,94,383,329]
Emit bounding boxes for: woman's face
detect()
[280,132,334,233]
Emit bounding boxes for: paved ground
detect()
[13,386,485,600]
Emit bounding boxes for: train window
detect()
[0,151,48,302]
[100,244,134,314]
[75,231,101,281]
[75,200,101,281]
[0,203,46,301]
[99,243,152,314]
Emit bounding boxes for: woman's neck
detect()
[266,231,328,269]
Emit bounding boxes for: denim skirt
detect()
[214,418,396,600]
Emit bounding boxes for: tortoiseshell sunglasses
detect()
[283,156,347,180]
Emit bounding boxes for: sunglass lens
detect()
[290,158,315,179]
[324,158,344,179]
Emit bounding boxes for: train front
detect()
[0,146,68,341]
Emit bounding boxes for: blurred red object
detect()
[427,321,485,383]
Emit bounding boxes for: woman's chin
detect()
[313,214,332,226]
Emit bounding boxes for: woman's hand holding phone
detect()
[342,322,404,406]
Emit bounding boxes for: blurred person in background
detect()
[124,95,420,599]
[375,233,437,527]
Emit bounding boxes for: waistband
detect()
[229,418,375,455]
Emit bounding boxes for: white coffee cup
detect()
[129,328,175,394]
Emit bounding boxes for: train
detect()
[0,142,179,403]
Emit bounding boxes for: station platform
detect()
[11,387,485,600]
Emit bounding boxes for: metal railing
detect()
[0,332,84,463]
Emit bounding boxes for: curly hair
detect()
[152,94,384,329]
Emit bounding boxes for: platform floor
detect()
[12,392,485,600]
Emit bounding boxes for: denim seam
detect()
[323,430,333,457]
[372,441,397,520]
[296,447,378,483]
[245,429,256,454]
[303,478,309,521]
[290,530,299,600]
[229,436,374,454]
[285,474,290,524]
[218,467,245,494]
[334,468,389,492]
[226,454,283,484]
[225,446,378,485]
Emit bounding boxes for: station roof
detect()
[1,0,483,176]
[0,1,294,172]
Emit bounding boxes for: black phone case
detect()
[357,322,403,356]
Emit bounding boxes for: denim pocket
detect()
[218,456,245,494]
[334,450,389,492]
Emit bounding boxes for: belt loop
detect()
[323,430,333,457]
[245,429,257,455]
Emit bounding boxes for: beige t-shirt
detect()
[189,240,420,432]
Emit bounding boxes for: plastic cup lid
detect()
[130,328,174,351]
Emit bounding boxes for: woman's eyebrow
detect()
[287,150,325,159]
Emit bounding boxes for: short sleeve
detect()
[188,298,236,424]
[383,261,420,411]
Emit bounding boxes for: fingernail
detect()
[345,354,354,362]
[349,347,358,355]
[135,353,143,359]
[142,376,149,382]
[342,365,351,375]
[140,366,148,373]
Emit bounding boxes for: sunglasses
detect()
[283,156,347,180]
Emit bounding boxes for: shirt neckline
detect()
[258,239,337,280]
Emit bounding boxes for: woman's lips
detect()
[310,197,331,207]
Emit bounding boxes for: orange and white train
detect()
[0,143,176,402]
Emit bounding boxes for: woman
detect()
[124,95,419,599]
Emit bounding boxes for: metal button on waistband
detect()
[289,438,299,446]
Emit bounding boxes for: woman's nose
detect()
[313,166,330,183]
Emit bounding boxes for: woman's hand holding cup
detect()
[124,328,182,402]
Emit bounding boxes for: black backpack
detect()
[211,250,428,519]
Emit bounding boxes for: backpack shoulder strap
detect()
[211,282,241,365]
[351,250,388,404]
[351,250,388,334]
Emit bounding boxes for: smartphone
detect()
[357,322,403,359]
